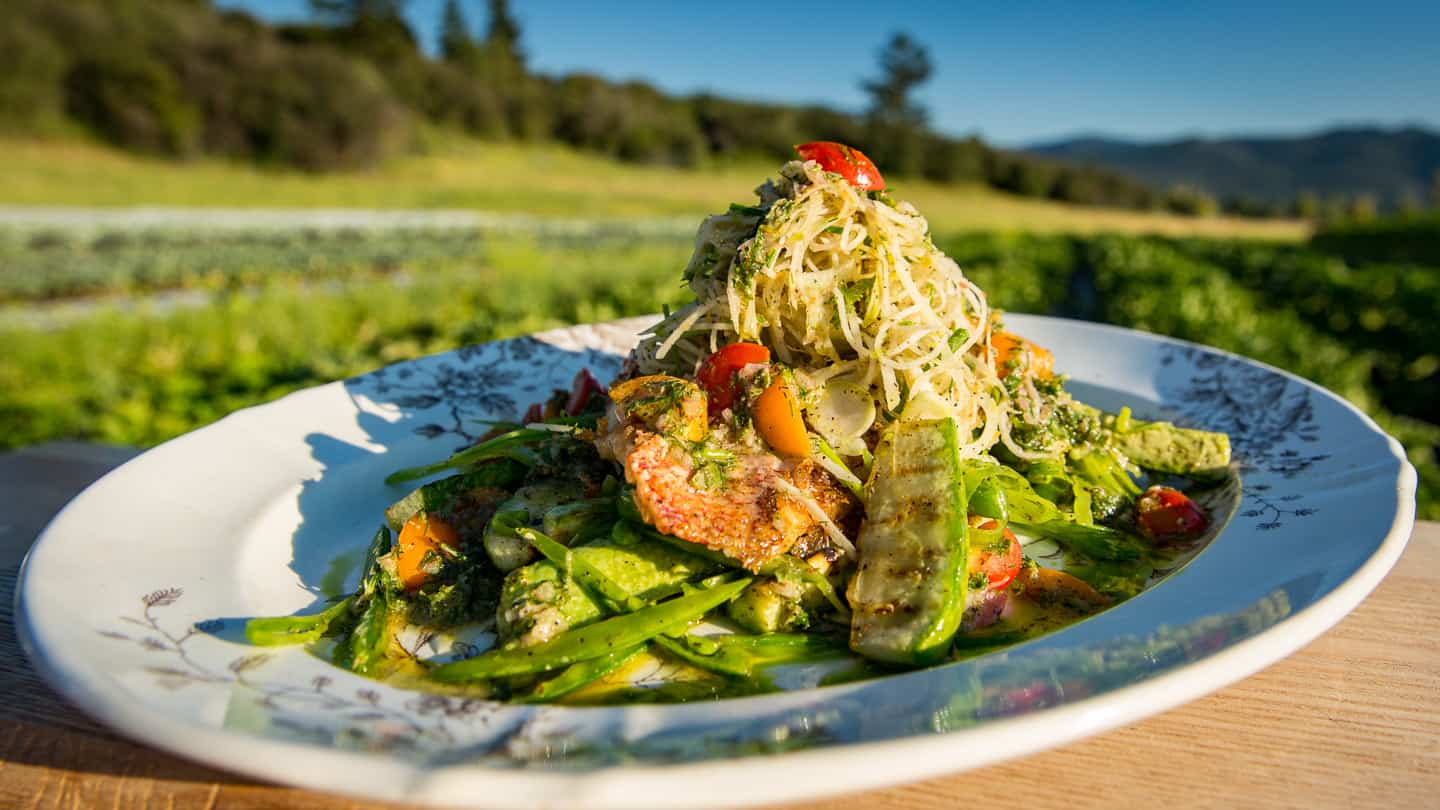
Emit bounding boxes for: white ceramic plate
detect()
[18,315,1415,809]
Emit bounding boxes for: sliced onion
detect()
[808,379,875,456]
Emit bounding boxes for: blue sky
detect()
[219,0,1440,146]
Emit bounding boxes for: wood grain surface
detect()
[2,442,1436,809]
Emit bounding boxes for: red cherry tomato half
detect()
[1137,485,1209,541]
[696,342,771,413]
[969,522,1024,591]
[565,368,607,416]
[794,141,887,191]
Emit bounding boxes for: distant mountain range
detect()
[1024,126,1440,208]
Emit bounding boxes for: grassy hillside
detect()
[0,138,1310,239]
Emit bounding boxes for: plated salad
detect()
[247,142,1232,703]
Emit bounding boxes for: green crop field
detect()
[1,223,1434,517]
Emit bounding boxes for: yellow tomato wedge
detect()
[990,331,1055,379]
[755,378,810,458]
[395,514,458,591]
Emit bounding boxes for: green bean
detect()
[430,577,752,682]
[517,645,645,703]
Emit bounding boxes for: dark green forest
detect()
[1,0,1186,212]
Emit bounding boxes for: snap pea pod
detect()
[1024,459,1073,506]
[717,633,850,664]
[1086,404,1232,480]
[358,524,391,593]
[517,645,645,704]
[1070,446,1143,499]
[971,466,1064,524]
[1012,520,1147,562]
[244,595,356,646]
[543,498,617,545]
[968,477,1007,522]
[519,528,643,612]
[760,554,846,612]
[333,587,393,676]
[385,428,553,485]
[498,523,721,645]
[431,577,752,682]
[656,632,849,679]
[612,510,739,569]
[653,635,752,677]
[244,525,390,646]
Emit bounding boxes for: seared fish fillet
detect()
[598,375,855,570]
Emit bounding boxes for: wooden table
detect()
[2,441,1436,809]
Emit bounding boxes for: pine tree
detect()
[483,0,524,70]
[861,33,932,129]
[440,0,476,63]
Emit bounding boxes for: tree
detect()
[482,0,523,70]
[439,0,476,63]
[861,32,932,128]
[1430,169,1440,210]
[859,32,932,177]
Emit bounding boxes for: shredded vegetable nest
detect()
[634,159,1052,461]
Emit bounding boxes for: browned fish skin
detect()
[597,374,856,570]
[624,432,853,571]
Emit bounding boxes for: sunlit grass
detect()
[0,137,1309,239]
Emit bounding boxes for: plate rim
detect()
[16,313,1417,809]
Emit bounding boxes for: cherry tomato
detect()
[696,342,771,413]
[754,377,810,458]
[794,141,886,191]
[565,368,607,416]
[395,514,458,591]
[969,521,1024,591]
[1137,485,1209,541]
